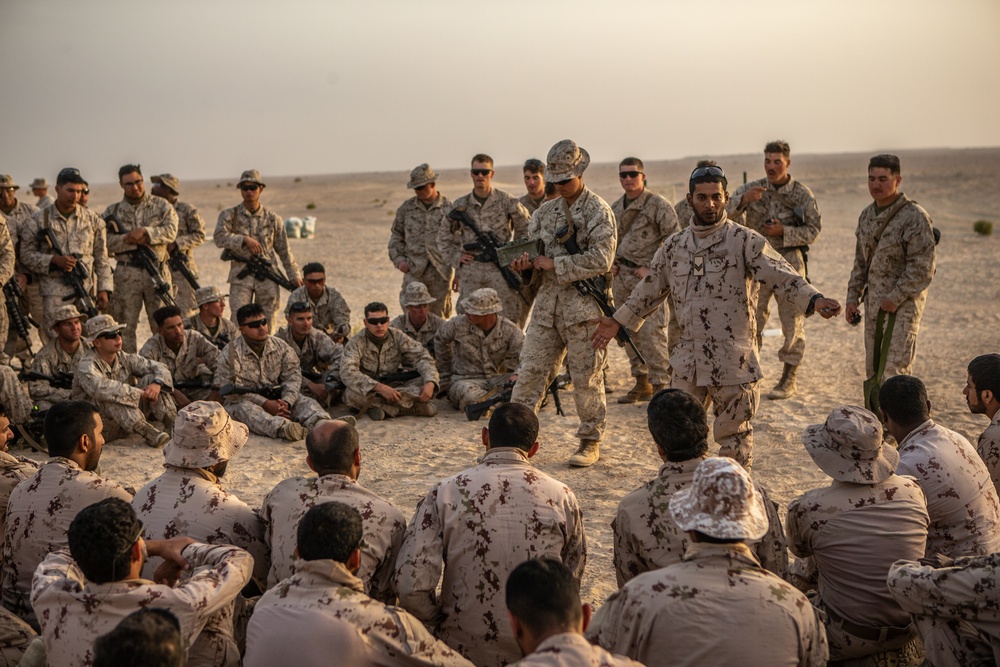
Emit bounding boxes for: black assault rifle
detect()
[219,383,283,401]
[36,228,99,317]
[209,331,231,352]
[3,279,37,356]
[465,378,565,421]
[168,248,201,290]
[19,369,74,391]
[324,368,422,394]
[174,379,214,391]
[447,207,529,306]
[104,215,176,307]
[220,250,297,291]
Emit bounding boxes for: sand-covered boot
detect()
[399,401,438,417]
[618,374,653,404]
[569,439,600,467]
[767,363,798,400]
[280,421,307,441]
[134,421,170,449]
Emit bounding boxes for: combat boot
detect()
[568,439,600,467]
[280,421,308,441]
[134,421,169,448]
[399,401,438,417]
[366,406,385,422]
[767,363,798,400]
[617,374,653,404]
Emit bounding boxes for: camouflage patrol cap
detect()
[50,304,88,331]
[461,287,502,316]
[401,282,436,307]
[545,140,590,182]
[237,169,265,188]
[163,401,249,469]
[802,405,899,485]
[195,286,228,307]
[669,458,769,541]
[29,178,48,189]
[407,164,438,190]
[84,314,126,342]
[151,173,180,194]
[0,175,19,190]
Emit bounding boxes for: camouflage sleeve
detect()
[270,213,300,281]
[510,197,531,240]
[102,203,129,255]
[388,205,408,268]
[129,354,173,388]
[612,508,645,588]
[368,605,475,667]
[782,188,821,248]
[615,240,675,331]
[433,320,456,390]
[886,209,936,308]
[17,216,52,277]
[229,505,270,586]
[846,217,870,305]
[174,207,206,253]
[29,549,84,610]
[173,543,254,623]
[561,491,587,583]
[584,587,630,653]
[656,198,681,242]
[747,235,817,314]
[368,508,407,606]
[727,182,752,220]
[213,208,245,252]
[278,342,303,406]
[395,487,446,627]
[888,554,1000,618]
[92,217,113,293]
[339,337,377,396]
[194,333,221,373]
[754,487,790,580]
[785,496,812,559]
[436,200,462,270]
[215,344,266,406]
[138,337,163,363]
[399,332,439,389]
[0,224,15,286]
[504,325,524,373]
[329,288,352,336]
[145,201,179,247]
[314,334,339,370]
[77,355,142,408]
[551,202,615,285]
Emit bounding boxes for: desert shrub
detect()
[306,202,316,210]
[974,220,993,236]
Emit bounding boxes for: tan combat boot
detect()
[134,421,170,448]
[617,374,653,404]
[280,421,308,441]
[767,363,798,400]
[568,439,600,467]
[399,401,438,417]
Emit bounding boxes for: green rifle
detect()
[104,215,176,307]
[19,369,74,391]
[220,249,297,291]
[219,383,283,401]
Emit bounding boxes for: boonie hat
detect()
[29,178,48,189]
[151,174,180,194]
[195,286,228,307]
[407,164,438,190]
[85,314,126,342]
[802,405,899,484]
[237,170,265,188]
[49,304,88,331]
[545,140,590,182]
[401,282,436,307]
[669,458,769,541]
[163,401,249,469]
[461,288,503,316]
[0,175,19,190]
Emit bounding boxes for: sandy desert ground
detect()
[18,146,1000,609]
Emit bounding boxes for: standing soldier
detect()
[150,174,206,317]
[519,158,547,215]
[214,169,302,325]
[729,141,822,400]
[388,164,453,318]
[186,286,240,350]
[102,164,179,353]
[29,178,53,209]
[1,175,42,354]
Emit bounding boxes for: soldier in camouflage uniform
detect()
[214,303,327,441]
[32,498,252,667]
[390,282,445,358]
[589,458,829,667]
[26,305,87,411]
[215,169,302,325]
[151,173,206,317]
[613,389,788,588]
[140,306,221,407]
[275,300,343,405]
[28,179,52,210]
[611,157,681,403]
[0,367,30,431]
[593,165,840,469]
[261,419,405,602]
[519,158,548,215]
[0,174,44,353]
[340,301,439,421]
[395,404,586,667]
[845,154,936,378]
[102,164,179,353]
[510,140,616,467]
[248,502,474,667]
[965,354,1000,497]
[0,407,38,555]
[285,261,351,342]
[729,142,822,400]
[434,288,522,410]
[2,401,133,628]
[438,154,531,326]
[787,405,929,662]
[186,286,240,350]
[389,164,454,319]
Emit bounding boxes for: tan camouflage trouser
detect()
[456,262,524,327]
[226,395,328,438]
[511,308,607,442]
[401,267,453,319]
[613,270,671,385]
[756,248,806,367]
[229,280,280,328]
[171,267,199,318]
[863,299,922,378]
[344,378,423,417]
[95,375,177,443]
[0,365,32,424]
[110,264,175,353]
[447,375,508,410]
[672,378,759,469]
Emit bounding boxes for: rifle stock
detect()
[3,279,36,356]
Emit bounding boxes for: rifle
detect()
[220,249,297,291]
[174,379,214,391]
[219,383,283,401]
[36,228,99,317]
[210,331,231,352]
[19,369,74,391]
[3,279,37,356]
[447,207,529,306]
[326,368,422,393]
[12,408,47,454]
[465,378,565,421]
[168,248,201,290]
[104,215,176,307]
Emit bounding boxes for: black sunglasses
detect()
[98,330,122,340]
[619,171,643,180]
[690,166,726,179]
[240,184,260,192]
[241,318,268,329]
[470,169,492,177]
[366,316,390,325]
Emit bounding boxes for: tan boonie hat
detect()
[669,457,769,541]
[195,286,228,307]
[151,174,180,194]
[407,164,439,190]
[49,304,88,331]
[163,401,249,469]
[29,178,48,189]
[0,175,19,190]
[545,140,590,182]
[85,314,126,342]
[401,282,436,307]
[461,287,502,316]
[237,169,265,188]
[802,405,899,485]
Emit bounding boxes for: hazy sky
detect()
[4,0,998,184]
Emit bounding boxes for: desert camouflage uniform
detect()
[612,189,680,385]
[285,284,351,338]
[729,177,822,367]
[1,457,132,628]
[390,312,445,358]
[0,219,18,353]
[395,447,586,667]
[255,559,474,667]
[390,194,454,318]
[0,453,38,554]
[787,474,928,659]
[896,419,1000,558]
[214,335,327,438]
[103,196,179,352]
[1,201,42,351]
[674,198,693,230]
[846,194,935,377]
[140,330,220,401]
[73,348,176,443]
[511,633,643,667]
[275,325,343,388]
[977,411,1000,498]
[438,190,530,324]
[519,193,547,216]
[588,543,828,667]
[613,454,789,587]
[31,543,252,667]
[35,195,53,210]
[170,200,207,316]
[27,338,84,410]
[186,313,239,350]
[888,554,1000,667]
[261,473,406,602]
[510,190,616,443]
[434,314,523,409]
[613,217,821,468]
[0,367,31,426]
[215,203,300,324]
[0,607,34,667]
[339,328,439,416]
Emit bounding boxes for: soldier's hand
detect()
[418,382,435,402]
[244,237,264,255]
[398,261,411,273]
[635,266,651,280]
[306,381,328,403]
[611,262,620,277]
[374,382,402,403]
[844,303,859,324]
[51,255,77,272]
[815,298,842,319]
[532,255,554,271]
[173,390,191,410]
[207,389,223,404]
[918,553,955,569]
[97,291,110,311]
[459,252,475,266]
[148,537,196,585]
[263,399,289,417]
[590,316,621,350]
[762,219,784,236]
[167,242,178,252]
[742,186,767,205]
[510,252,533,272]
[880,297,898,313]
[124,228,149,245]
[295,277,304,287]
[143,383,162,403]
[451,276,461,292]
[14,273,27,289]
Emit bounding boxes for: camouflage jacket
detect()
[214,203,300,285]
[214,335,302,408]
[613,455,789,587]
[261,473,406,602]
[285,285,351,337]
[611,188,680,267]
[519,193,546,216]
[0,453,38,555]
[74,348,172,408]
[27,339,84,408]
[2,200,37,276]
[274,326,342,382]
[438,189,530,270]
[389,194,452,279]
[390,313,445,357]
[20,204,113,296]
[434,314,523,389]
[172,200,206,256]
[103,195,179,262]
[139,331,220,385]
[511,632,644,667]
[977,411,1000,499]
[185,314,240,350]
[729,177,822,255]
[395,447,586,667]
[340,328,439,396]
[674,198,693,230]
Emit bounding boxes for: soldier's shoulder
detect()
[389,314,407,329]
[647,189,674,208]
[790,178,817,199]
[175,200,198,215]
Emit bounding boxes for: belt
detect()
[825,606,911,642]
[616,257,640,269]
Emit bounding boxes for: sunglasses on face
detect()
[552,178,574,187]
[241,318,268,329]
[415,184,431,191]
[470,169,492,177]
[241,184,260,192]
[619,171,643,180]
[304,277,324,285]
[98,331,122,340]
[366,316,390,325]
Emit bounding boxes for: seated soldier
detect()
[284,262,351,343]
[275,301,343,406]
[390,282,445,357]
[93,609,186,667]
[434,287,522,410]
[74,314,175,448]
[0,365,31,435]
[0,402,39,554]
[214,303,329,441]
[26,305,87,411]
[185,286,239,350]
[140,306,221,408]
[340,301,439,421]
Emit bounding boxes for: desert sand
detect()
[20,147,1000,609]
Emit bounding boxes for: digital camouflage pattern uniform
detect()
[729,177,822,367]
[846,194,935,377]
[611,189,680,386]
[511,633,643,667]
[613,216,821,468]
[285,284,351,339]
[186,312,240,351]
[434,314,523,409]
[31,543,252,667]
[0,216,20,355]
[389,192,454,318]
[27,337,84,410]
[170,200,207,316]
[339,328,439,417]
[519,193,547,216]
[395,447,586,667]
[1,457,132,628]
[0,606,34,667]
[674,198,693,230]
[1,199,41,352]
[613,454,789,587]
[0,367,31,426]
[140,330,221,401]
[977,411,1000,498]
[390,312,445,358]
[275,325,343,388]
[0,453,38,554]
[261,472,406,601]
[253,559,474,667]
[103,196,179,352]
